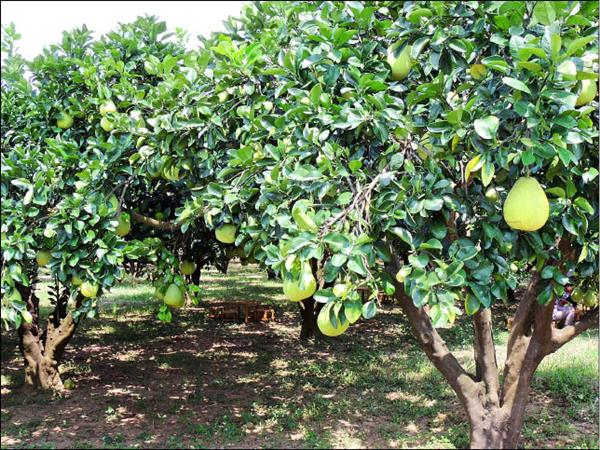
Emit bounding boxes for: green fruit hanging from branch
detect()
[503,177,549,231]
[387,43,413,81]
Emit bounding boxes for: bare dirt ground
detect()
[1,271,598,449]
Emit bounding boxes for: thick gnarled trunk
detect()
[17,284,80,391]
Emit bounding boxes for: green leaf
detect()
[391,227,413,247]
[533,2,556,25]
[348,256,368,276]
[574,197,594,214]
[465,294,480,315]
[565,35,596,56]
[361,300,377,319]
[481,161,495,187]
[502,77,531,94]
[474,116,500,140]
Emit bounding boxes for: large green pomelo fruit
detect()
[387,43,413,81]
[180,260,196,275]
[164,284,185,308]
[100,117,114,132]
[575,79,597,106]
[115,214,131,237]
[583,290,598,307]
[283,271,317,302]
[503,177,549,231]
[36,250,52,267]
[56,111,73,129]
[317,308,349,337]
[215,224,237,244]
[99,100,117,115]
[80,281,99,298]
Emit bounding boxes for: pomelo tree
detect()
[2,1,598,447]
[0,18,230,388]
[175,1,598,447]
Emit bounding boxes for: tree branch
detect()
[548,308,599,352]
[129,210,180,232]
[472,308,500,407]
[386,252,479,408]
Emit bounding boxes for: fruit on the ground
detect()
[583,290,598,307]
[180,260,196,275]
[215,224,237,244]
[283,268,317,302]
[575,79,597,106]
[36,250,52,267]
[503,177,549,231]
[56,111,73,129]
[99,100,117,115]
[115,214,131,237]
[80,281,99,298]
[571,287,584,303]
[387,43,413,81]
[395,266,412,283]
[164,283,185,308]
[485,187,500,202]
[470,64,488,80]
[63,379,76,390]
[333,283,350,298]
[317,308,349,337]
[100,117,114,132]
[71,275,82,286]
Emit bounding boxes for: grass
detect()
[1,262,598,449]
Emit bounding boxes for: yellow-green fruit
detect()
[215,224,237,244]
[80,281,99,298]
[387,43,413,81]
[503,177,549,232]
[575,79,597,106]
[583,290,598,307]
[164,283,185,308]
[36,250,52,267]
[395,266,412,283]
[180,260,196,275]
[485,187,500,202]
[571,288,584,304]
[71,275,82,286]
[317,308,349,337]
[56,112,73,129]
[115,214,131,237]
[100,117,114,132]
[470,64,488,80]
[283,272,317,302]
[63,379,76,390]
[99,100,117,115]
[154,287,165,300]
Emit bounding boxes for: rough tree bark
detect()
[298,297,324,340]
[387,238,598,448]
[17,283,82,391]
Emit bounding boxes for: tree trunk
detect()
[384,239,598,449]
[299,297,323,340]
[17,283,80,391]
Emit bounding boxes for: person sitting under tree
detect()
[552,285,576,327]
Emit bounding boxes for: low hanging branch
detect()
[129,211,181,232]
